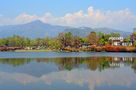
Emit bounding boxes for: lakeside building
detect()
[122,41,133,46]
[109,37,124,46]
[109,37,133,46]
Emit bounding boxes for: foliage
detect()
[133,40,136,46]
[0,31,133,51]
[124,36,131,42]
[87,32,98,45]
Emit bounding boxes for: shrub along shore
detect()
[61,45,136,52]
[1,45,136,52]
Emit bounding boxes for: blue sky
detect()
[0,0,136,31]
[0,0,136,17]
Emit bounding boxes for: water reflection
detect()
[0,57,136,72]
[0,57,136,90]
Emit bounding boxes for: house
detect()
[109,37,124,46]
[122,41,133,46]
[109,37,133,46]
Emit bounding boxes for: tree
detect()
[98,38,105,45]
[80,37,89,43]
[98,33,115,45]
[24,38,31,47]
[44,37,50,48]
[98,32,106,45]
[111,32,120,37]
[72,36,81,48]
[48,38,61,49]
[58,32,73,48]
[0,38,8,46]
[64,32,73,46]
[6,35,26,47]
[87,32,98,45]
[34,38,45,46]
[58,33,66,48]
[124,36,131,42]
[133,40,136,46]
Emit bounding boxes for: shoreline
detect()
[15,49,59,52]
[0,45,136,52]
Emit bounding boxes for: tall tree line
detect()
[0,32,125,49]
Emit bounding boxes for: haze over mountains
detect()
[0,20,131,38]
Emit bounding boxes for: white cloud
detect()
[0,6,136,31]
[15,13,38,24]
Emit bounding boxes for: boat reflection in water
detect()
[0,57,136,90]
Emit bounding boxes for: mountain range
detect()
[0,20,131,38]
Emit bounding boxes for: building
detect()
[109,37,133,46]
[122,41,133,46]
[109,37,124,46]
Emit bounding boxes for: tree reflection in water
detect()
[0,57,136,72]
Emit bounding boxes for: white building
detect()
[109,37,133,46]
[109,37,124,46]
[122,42,133,46]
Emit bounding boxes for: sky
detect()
[0,0,136,31]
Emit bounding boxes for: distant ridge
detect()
[64,27,131,37]
[0,20,131,38]
[0,20,66,38]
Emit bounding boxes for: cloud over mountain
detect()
[0,6,136,31]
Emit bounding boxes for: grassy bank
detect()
[15,49,59,52]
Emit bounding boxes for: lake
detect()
[0,52,136,90]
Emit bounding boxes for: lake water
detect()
[0,52,136,90]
